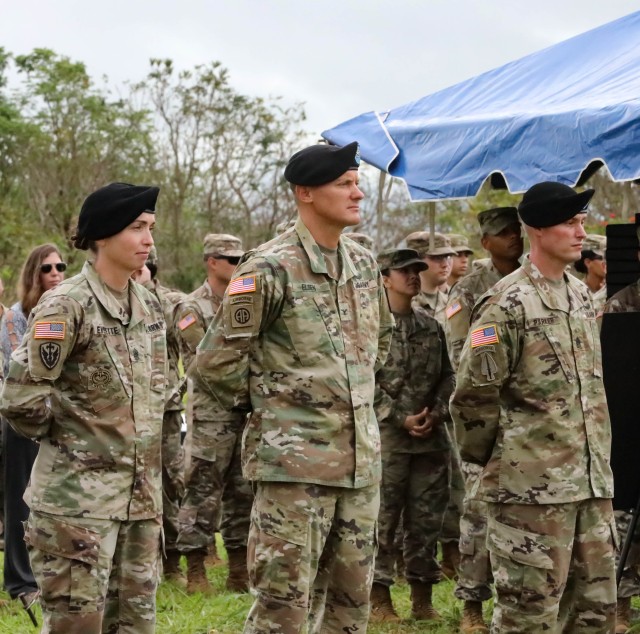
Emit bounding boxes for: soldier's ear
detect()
[295,185,314,203]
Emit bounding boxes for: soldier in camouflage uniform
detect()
[132,247,187,585]
[0,182,167,633]
[346,231,375,251]
[195,142,394,633]
[174,233,253,593]
[444,207,523,633]
[575,234,607,315]
[451,182,616,634]
[370,248,454,624]
[447,233,474,290]
[602,253,640,634]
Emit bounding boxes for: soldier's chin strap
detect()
[617,488,640,587]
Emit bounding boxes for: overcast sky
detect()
[2,0,637,138]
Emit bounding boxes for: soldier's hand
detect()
[403,408,433,438]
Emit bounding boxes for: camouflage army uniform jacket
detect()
[0,261,167,520]
[412,289,449,325]
[195,218,395,488]
[374,308,454,454]
[450,257,613,505]
[444,259,502,370]
[604,279,640,313]
[145,278,185,412]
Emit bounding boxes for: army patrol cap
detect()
[347,232,374,250]
[203,233,244,258]
[448,233,473,254]
[76,182,159,248]
[477,207,519,236]
[582,234,606,258]
[284,142,360,186]
[518,182,594,228]
[377,248,428,272]
[405,231,457,257]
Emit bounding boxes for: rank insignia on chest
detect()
[228,275,256,295]
[39,341,61,369]
[470,324,499,348]
[34,321,66,340]
[178,312,197,331]
[446,301,462,319]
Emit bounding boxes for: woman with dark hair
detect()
[0,243,66,609]
[574,234,607,313]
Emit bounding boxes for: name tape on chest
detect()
[178,312,197,331]
[34,321,66,340]
[470,324,499,348]
[446,301,462,319]
[228,275,256,295]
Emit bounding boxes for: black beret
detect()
[76,182,159,248]
[518,182,594,228]
[284,142,360,186]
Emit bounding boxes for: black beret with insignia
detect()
[284,142,360,186]
[75,182,159,249]
[518,182,594,229]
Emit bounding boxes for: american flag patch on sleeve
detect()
[34,321,66,340]
[446,301,462,319]
[228,275,256,295]
[178,313,197,331]
[470,324,499,348]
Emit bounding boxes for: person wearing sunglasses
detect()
[1,182,167,634]
[0,243,65,616]
[173,232,253,594]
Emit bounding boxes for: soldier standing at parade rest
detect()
[0,182,167,634]
[451,181,616,633]
[444,207,523,634]
[174,233,253,594]
[194,141,394,633]
[132,247,187,586]
[369,248,454,624]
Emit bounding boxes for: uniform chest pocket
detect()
[282,291,341,366]
[542,330,576,383]
[80,363,129,413]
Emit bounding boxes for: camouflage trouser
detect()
[374,450,450,586]
[615,509,640,598]
[24,510,161,634]
[487,499,616,634]
[162,408,185,552]
[454,460,493,601]
[244,481,379,634]
[177,421,253,553]
[440,422,464,544]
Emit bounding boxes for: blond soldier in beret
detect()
[451,182,616,633]
[195,142,394,633]
[1,182,167,633]
[447,233,474,290]
[174,233,253,593]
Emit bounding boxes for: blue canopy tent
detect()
[322,11,640,201]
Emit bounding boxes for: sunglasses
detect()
[40,262,67,274]
[213,256,241,265]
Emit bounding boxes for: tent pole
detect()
[429,202,436,250]
[376,170,386,252]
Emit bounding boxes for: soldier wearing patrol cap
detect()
[406,231,457,324]
[370,248,454,624]
[195,141,394,633]
[444,207,523,633]
[446,233,474,290]
[451,182,616,633]
[173,232,253,594]
[1,182,167,633]
[575,234,607,314]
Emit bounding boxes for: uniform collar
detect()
[521,256,585,313]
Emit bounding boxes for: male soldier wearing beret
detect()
[444,207,523,633]
[451,182,616,633]
[446,234,474,290]
[370,248,454,624]
[132,247,187,586]
[174,233,253,593]
[195,142,394,633]
[0,182,167,633]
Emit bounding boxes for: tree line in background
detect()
[1,47,638,299]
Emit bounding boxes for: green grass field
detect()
[3,546,640,633]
